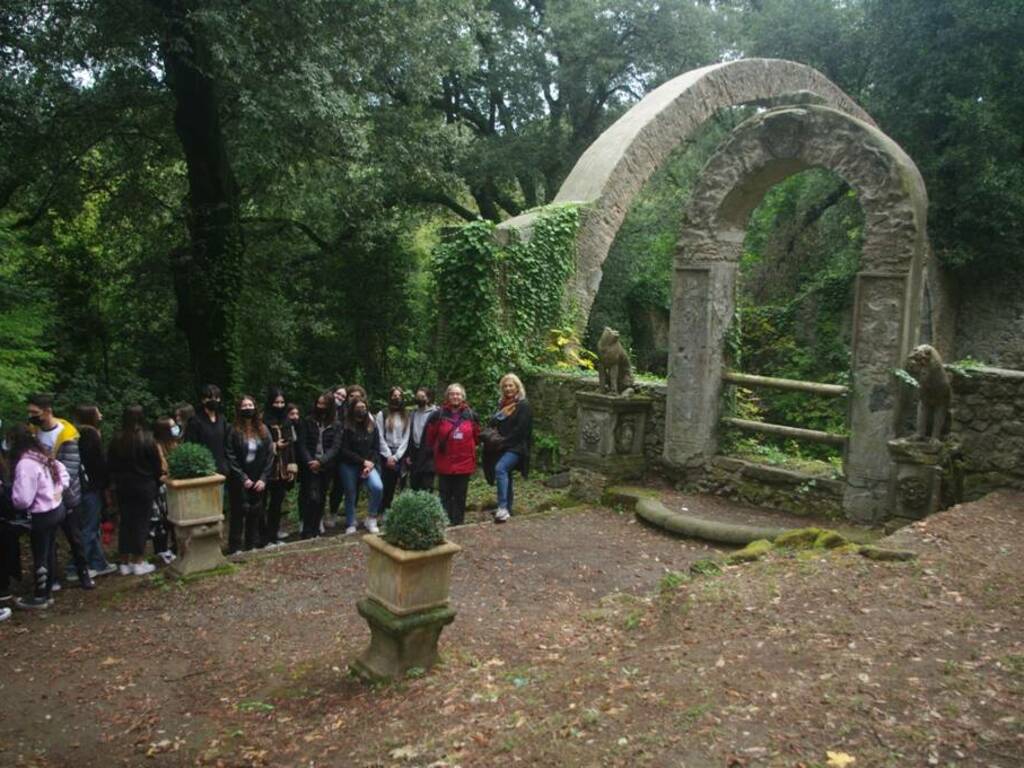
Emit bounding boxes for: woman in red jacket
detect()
[425,383,479,526]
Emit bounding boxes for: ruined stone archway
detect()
[664,105,929,522]
[497,58,873,322]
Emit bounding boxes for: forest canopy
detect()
[2,0,1022,421]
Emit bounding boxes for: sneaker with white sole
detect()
[365,518,380,534]
[51,581,62,592]
[157,551,176,564]
[15,595,52,610]
[0,606,11,621]
[118,563,133,576]
[132,562,156,576]
[94,564,119,577]
[344,525,358,535]
[494,508,510,523]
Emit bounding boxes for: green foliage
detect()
[431,205,580,399]
[167,443,217,480]
[381,490,449,551]
[541,327,597,372]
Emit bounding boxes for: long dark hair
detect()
[153,417,179,457]
[113,405,155,459]
[385,386,406,433]
[232,394,268,439]
[75,404,101,430]
[345,396,375,433]
[8,423,61,484]
[311,391,336,425]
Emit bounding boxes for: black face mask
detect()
[354,410,368,421]
[416,398,428,407]
[389,398,402,409]
[271,405,286,416]
[240,408,256,419]
[204,400,221,413]
[315,406,327,416]
[28,415,43,427]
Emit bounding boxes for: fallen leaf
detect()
[826,751,856,767]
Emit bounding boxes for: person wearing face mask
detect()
[295,393,340,539]
[108,406,163,576]
[224,396,274,554]
[339,398,384,535]
[375,387,410,516]
[323,385,348,531]
[71,405,116,578]
[407,387,438,492]
[152,416,183,563]
[425,383,480,526]
[262,388,297,547]
[183,384,229,477]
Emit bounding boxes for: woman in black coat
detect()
[294,392,339,539]
[486,373,533,524]
[107,406,163,575]
[224,395,275,553]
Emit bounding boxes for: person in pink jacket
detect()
[8,424,69,609]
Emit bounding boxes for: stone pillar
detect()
[664,261,737,472]
[887,438,962,520]
[573,391,653,480]
[170,516,227,577]
[844,272,914,522]
[351,599,456,681]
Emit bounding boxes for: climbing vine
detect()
[431,204,580,399]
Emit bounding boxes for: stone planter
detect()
[353,535,461,680]
[363,534,461,616]
[165,474,227,577]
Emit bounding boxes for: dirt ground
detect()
[1,489,1022,768]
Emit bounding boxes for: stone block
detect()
[351,598,456,681]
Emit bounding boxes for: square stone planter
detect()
[363,534,461,616]
[166,474,227,577]
[166,474,226,524]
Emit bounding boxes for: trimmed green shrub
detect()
[382,490,449,551]
[166,442,217,479]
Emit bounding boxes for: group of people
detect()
[0,373,532,619]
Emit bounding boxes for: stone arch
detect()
[663,105,929,522]
[496,58,874,321]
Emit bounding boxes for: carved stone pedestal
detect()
[170,516,227,577]
[351,598,456,681]
[572,391,652,481]
[887,438,962,520]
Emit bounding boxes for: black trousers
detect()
[437,474,470,526]
[228,482,266,552]
[380,461,405,513]
[328,471,343,518]
[118,496,154,557]
[263,480,290,544]
[0,520,24,595]
[409,470,435,493]
[59,505,90,580]
[31,507,64,598]
[299,469,329,538]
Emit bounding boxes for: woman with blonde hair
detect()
[485,373,533,523]
[425,383,479,525]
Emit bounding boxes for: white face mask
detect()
[170,424,182,438]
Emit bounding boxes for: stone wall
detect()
[526,373,667,466]
[949,365,1024,498]
[954,273,1024,371]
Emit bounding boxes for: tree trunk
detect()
[157,0,242,394]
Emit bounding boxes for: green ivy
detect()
[431,205,580,400]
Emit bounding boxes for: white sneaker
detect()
[51,581,62,592]
[365,518,380,534]
[344,525,358,535]
[132,562,156,576]
[494,508,510,523]
[0,607,11,622]
[157,551,176,564]
[324,514,337,530]
[118,563,133,576]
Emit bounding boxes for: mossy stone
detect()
[774,527,825,549]
[726,539,774,564]
[814,530,848,549]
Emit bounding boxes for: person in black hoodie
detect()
[295,392,339,539]
[183,384,229,477]
[224,395,274,553]
[338,398,383,535]
[71,405,115,577]
[262,388,297,547]
[485,373,533,524]
[108,406,163,575]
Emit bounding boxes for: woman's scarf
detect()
[492,395,518,422]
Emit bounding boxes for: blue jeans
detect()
[339,463,383,527]
[495,451,521,512]
[67,491,110,576]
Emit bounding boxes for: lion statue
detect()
[597,327,634,395]
[905,344,952,440]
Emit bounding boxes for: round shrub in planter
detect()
[382,491,449,551]
[365,491,460,616]
[165,443,224,525]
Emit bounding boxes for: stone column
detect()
[843,272,913,522]
[664,260,737,473]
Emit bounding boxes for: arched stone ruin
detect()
[664,105,928,522]
[497,58,875,321]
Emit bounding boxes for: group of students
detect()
[0,373,532,620]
